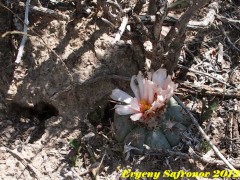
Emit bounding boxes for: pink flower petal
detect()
[130,98,140,111]
[115,105,139,115]
[137,72,145,99]
[146,80,155,104]
[143,80,148,102]
[110,89,132,104]
[130,75,140,100]
[162,75,172,89]
[111,68,177,122]
[151,101,164,111]
[130,113,143,121]
[152,68,167,86]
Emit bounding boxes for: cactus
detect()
[111,68,188,154]
[113,97,189,153]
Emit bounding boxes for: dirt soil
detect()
[0,0,240,180]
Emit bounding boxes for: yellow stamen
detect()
[139,100,151,112]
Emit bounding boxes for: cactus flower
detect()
[111,69,177,122]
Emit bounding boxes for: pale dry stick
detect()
[1,147,42,180]
[188,147,240,169]
[2,30,31,38]
[177,64,234,88]
[187,2,218,29]
[149,148,240,168]
[217,42,224,64]
[15,0,31,64]
[113,16,128,44]
[173,95,236,170]
[178,83,240,98]
[216,15,240,24]
[101,17,116,28]
[229,115,233,153]
[18,1,69,21]
[93,151,106,179]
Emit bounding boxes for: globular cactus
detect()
[111,68,190,154]
[114,97,189,153]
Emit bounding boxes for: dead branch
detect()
[132,13,149,37]
[154,0,167,40]
[148,0,157,15]
[216,15,240,24]
[156,0,211,73]
[133,0,146,14]
[15,0,31,64]
[1,30,32,38]
[113,16,128,44]
[149,148,240,169]
[100,17,116,28]
[178,82,240,99]
[177,64,234,87]
[173,95,236,170]
[137,12,216,30]
[168,0,191,10]
[187,2,218,29]
[164,0,211,47]
[18,1,70,21]
[135,3,234,31]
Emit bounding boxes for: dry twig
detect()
[179,82,240,99]
[113,16,128,44]
[18,2,69,21]
[101,17,116,28]
[15,0,31,64]
[216,15,240,24]
[164,0,210,47]
[133,0,146,14]
[154,0,167,40]
[173,95,236,170]
[148,148,240,168]
[178,64,234,88]
[187,2,218,29]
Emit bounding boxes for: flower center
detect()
[139,100,151,112]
